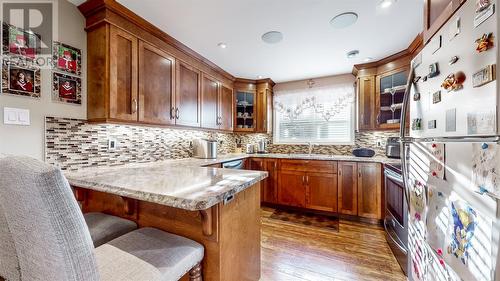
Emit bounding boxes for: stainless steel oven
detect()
[384,163,407,276]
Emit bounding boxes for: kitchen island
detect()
[66,161,268,281]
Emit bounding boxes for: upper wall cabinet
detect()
[80,0,236,131]
[176,61,201,127]
[138,41,176,125]
[353,34,422,131]
[423,0,465,43]
[107,26,138,122]
[234,79,274,133]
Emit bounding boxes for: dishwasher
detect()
[222,159,244,169]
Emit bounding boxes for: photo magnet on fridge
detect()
[472,64,495,87]
[432,91,441,104]
[474,0,494,27]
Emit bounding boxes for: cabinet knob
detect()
[175,108,180,119]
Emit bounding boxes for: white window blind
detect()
[273,84,355,145]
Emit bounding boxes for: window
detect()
[273,84,355,145]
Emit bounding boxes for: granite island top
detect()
[65,153,399,211]
[66,160,268,211]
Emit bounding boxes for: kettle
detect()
[257,140,268,154]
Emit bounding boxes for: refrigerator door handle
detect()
[400,67,415,209]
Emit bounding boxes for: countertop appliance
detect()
[257,140,268,154]
[403,1,500,280]
[384,162,407,276]
[222,159,244,169]
[246,144,256,154]
[385,137,401,159]
[352,148,375,157]
[192,139,217,159]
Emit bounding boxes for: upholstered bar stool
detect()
[0,155,204,281]
[84,212,137,247]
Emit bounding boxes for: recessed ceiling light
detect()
[257,75,263,79]
[330,12,358,29]
[261,31,283,44]
[379,0,396,8]
[217,42,227,49]
[364,57,373,62]
[347,50,360,59]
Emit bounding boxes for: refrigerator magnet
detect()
[413,92,421,101]
[428,63,440,78]
[474,2,495,28]
[412,118,422,130]
[475,33,494,53]
[472,64,496,87]
[428,120,437,129]
[448,56,459,65]
[441,72,465,91]
[432,91,441,104]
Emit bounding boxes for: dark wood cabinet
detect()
[338,162,358,216]
[109,26,138,122]
[234,79,274,133]
[278,170,306,208]
[306,172,337,212]
[176,61,201,127]
[256,80,274,133]
[251,158,278,204]
[138,41,175,125]
[423,0,465,43]
[201,74,220,129]
[375,67,408,130]
[357,75,376,131]
[357,163,382,220]
[219,84,234,131]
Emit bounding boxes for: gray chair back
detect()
[0,155,99,281]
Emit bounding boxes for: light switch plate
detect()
[3,107,30,126]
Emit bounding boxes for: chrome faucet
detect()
[307,142,315,155]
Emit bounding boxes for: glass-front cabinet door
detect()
[376,68,408,130]
[235,91,256,132]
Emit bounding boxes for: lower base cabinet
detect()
[278,170,306,207]
[250,158,278,204]
[306,172,337,212]
[271,159,383,221]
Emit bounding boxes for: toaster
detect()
[193,139,218,159]
[385,137,401,159]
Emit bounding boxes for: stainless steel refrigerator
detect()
[402,0,500,280]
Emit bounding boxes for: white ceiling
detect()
[71,0,423,82]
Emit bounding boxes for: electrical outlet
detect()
[376,140,384,147]
[108,138,117,150]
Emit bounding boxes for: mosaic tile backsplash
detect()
[45,117,397,170]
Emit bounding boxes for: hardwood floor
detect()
[260,207,406,281]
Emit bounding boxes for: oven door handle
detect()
[384,218,407,254]
[384,170,403,185]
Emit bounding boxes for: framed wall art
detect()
[52,72,81,105]
[2,23,40,60]
[1,59,41,98]
[472,64,496,87]
[52,42,81,76]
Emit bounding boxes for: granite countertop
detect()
[66,160,268,211]
[65,153,399,211]
[186,153,401,166]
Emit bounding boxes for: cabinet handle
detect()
[358,171,362,178]
[306,176,309,184]
[170,107,175,120]
[338,169,342,176]
[175,108,180,119]
[376,113,380,125]
[302,175,305,184]
[131,98,138,114]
